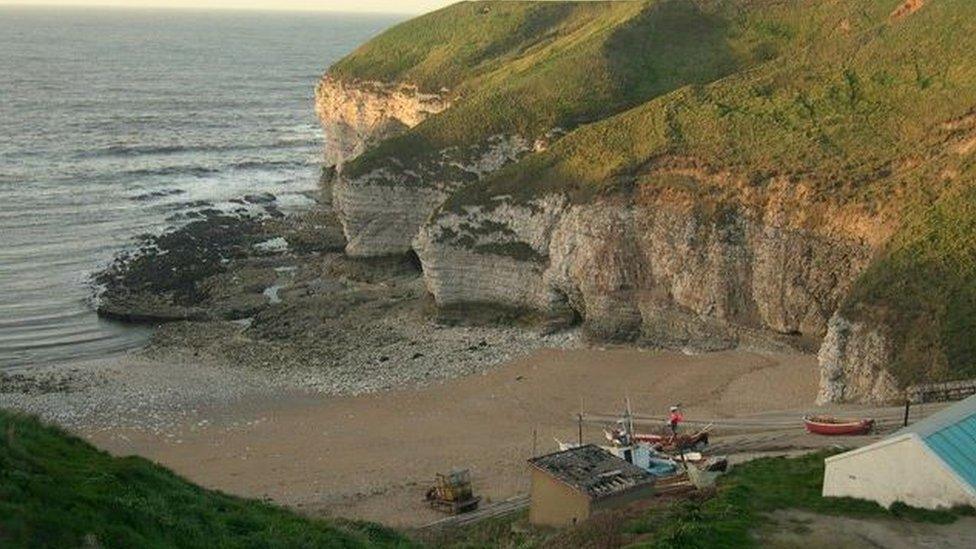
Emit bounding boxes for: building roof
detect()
[895,394,976,489]
[528,444,655,500]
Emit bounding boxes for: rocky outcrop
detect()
[316,76,560,258]
[314,76,450,168]
[415,195,569,314]
[417,190,877,351]
[335,134,544,257]
[816,314,900,404]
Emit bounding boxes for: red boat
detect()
[803,415,875,435]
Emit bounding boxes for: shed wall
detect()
[823,436,976,509]
[591,484,656,514]
[528,469,592,527]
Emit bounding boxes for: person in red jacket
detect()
[668,405,684,435]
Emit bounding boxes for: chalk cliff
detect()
[316,0,976,404]
[816,314,900,404]
[416,174,880,353]
[314,76,450,169]
[333,134,543,257]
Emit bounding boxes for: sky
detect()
[0,0,458,14]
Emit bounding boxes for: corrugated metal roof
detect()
[528,444,655,499]
[895,394,976,489]
[925,412,976,489]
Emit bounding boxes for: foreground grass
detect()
[431,451,974,548]
[0,410,414,548]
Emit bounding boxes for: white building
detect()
[823,394,976,510]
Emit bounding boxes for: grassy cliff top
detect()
[335,0,797,177]
[463,0,976,207]
[332,0,975,210]
[0,410,412,548]
[329,1,626,93]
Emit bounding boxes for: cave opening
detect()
[549,287,584,329]
[405,249,423,273]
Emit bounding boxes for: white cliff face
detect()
[314,76,451,168]
[335,135,538,257]
[416,193,877,350]
[415,195,568,313]
[314,76,899,404]
[316,76,542,258]
[333,168,450,257]
[816,313,900,404]
[315,76,558,258]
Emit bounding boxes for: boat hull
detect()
[803,416,874,435]
[632,432,709,451]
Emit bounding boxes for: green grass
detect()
[339,0,787,179]
[418,511,549,549]
[843,177,976,388]
[0,410,414,549]
[466,0,976,205]
[330,1,593,93]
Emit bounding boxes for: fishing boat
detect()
[603,399,711,453]
[630,431,710,452]
[803,415,874,435]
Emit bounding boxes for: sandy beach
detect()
[6,347,825,527]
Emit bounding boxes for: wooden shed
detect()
[527,444,656,527]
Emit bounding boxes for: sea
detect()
[0,7,402,371]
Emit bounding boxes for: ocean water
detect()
[0,7,401,371]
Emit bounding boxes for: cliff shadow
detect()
[603,0,739,110]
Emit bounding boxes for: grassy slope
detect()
[336,0,792,178]
[468,0,976,205]
[457,1,976,392]
[332,0,976,388]
[0,410,413,549]
[844,174,976,388]
[430,452,974,548]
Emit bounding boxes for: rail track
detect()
[419,495,529,530]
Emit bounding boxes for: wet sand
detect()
[81,347,821,527]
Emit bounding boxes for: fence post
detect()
[578,413,583,445]
[903,399,911,427]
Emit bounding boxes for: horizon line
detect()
[0,2,427,15]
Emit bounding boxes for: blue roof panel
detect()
[924,412,976,490]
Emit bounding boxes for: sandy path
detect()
[762,509,976,548]
[81,347,820,527]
